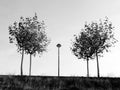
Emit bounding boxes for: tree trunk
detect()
[29,54,32,76]
[20,49,24,76]
[87,57,89,77]
[96,51,100,77]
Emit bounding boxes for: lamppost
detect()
[56,43,61,77]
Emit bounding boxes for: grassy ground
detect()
[0,75,120,90]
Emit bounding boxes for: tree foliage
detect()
[9,14,50,56]
[71,32,94,60]
[84,17,117,55]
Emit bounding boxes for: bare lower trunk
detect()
[87,58,89,77]
[21,49,24,76]
[29,54,32,76]
[96,51,100,77]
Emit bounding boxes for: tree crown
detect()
[71,17,117,60]
[9,14,50,56]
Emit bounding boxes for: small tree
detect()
[20,14,50,76]
[9,14,50,76]
[84,17,117,77]
[9,17,31,76]
[71,31,95,77]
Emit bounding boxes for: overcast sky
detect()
[0,0,120,77]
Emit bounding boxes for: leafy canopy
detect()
[9,14,50,56]
[84,17,117,55]
[71,17,117,60]
[71,31,94,60]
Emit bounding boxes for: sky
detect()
[0,0,120,77]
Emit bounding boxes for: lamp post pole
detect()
[56,44,61,77]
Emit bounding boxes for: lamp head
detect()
[56,44,61,48]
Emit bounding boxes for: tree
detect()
[9,14,50,76]
[20,14,50,76]
[84,17,117,77]
[71,31,95,77]
[9,17,31,76]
